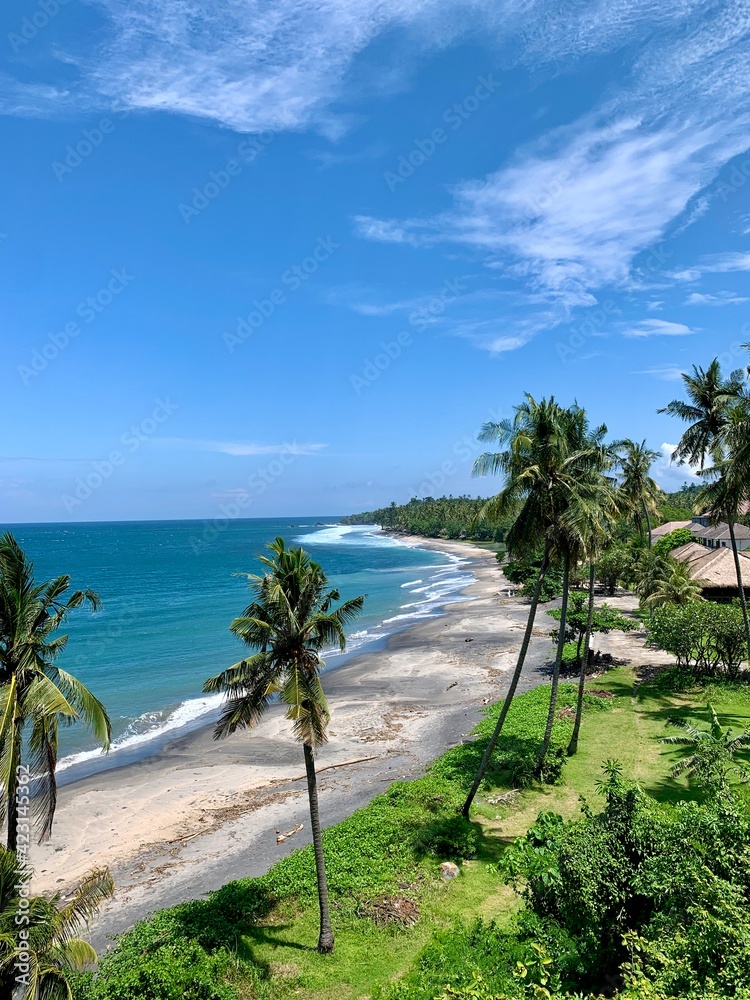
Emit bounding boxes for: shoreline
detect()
[31,535,555,949]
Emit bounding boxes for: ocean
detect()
[2,519,474,780]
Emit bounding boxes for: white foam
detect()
[400,579,423,588]
[57,693,225,772]
[294,524,405,549]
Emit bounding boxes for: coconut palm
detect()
[0,534,111,851]
[642,559,704,610]
[203,538,363,953]
[462,397,614,812]
[660,703,750,791]
[661,359,750,660]
[0,850,113,999]
[658,360,745,470]
[534,428,619,774]
[613,440,664,547]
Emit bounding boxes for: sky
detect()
[1,0,749,523]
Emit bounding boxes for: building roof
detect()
[695,522,750,542]
[671,541,750,589]
[651,520,692,539]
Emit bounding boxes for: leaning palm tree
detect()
[613,440,664,547]
[534,424,619,775]
[0,534,111,851]
[0,849,113,999]
[462,397,611,812]
[203,538,363,953]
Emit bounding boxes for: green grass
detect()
[80,669,750,1000]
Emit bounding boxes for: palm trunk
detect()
[6,722,22,852]
[643,501,652,549]
[461,549,551,817]
[303,742,334,954]
[728,520,750,664]
[567,562,595,756]
[535,553,571,776]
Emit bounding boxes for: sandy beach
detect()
[31,536,560,949]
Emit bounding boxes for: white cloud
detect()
[162,438,326,456]
[685,290,749,305]
[672,251,750,281]
[653,441,701,489]
[622,319,694,338]
[647,300,664,311]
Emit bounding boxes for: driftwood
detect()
[276,823,303,845]
[289,754,381,781]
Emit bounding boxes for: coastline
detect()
[31,535,554,949]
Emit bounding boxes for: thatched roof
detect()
[671,541,750,590]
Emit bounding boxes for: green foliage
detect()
[73,935,243,1000]
[648,601,748,677]
[499,763,750,996]
[340,496,508,542]
[504,561,565,603]
[660,703,750,792]
[652,528,694,556]
[596,545,634,595]
[80,684,612,1000]
[548,593,635,667]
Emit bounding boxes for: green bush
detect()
[648,601,748,678]
[653,528,695,556]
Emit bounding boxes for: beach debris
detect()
[446,681,458,691]
[276,823,303,845]
[486,789,520,806]
[464,637,474,642]
[357,894,420,927]
[440,862,460,879]
[289,754,381,781]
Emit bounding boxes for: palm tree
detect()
[0,850,113,999]
[642,559,704,609]
[462,397,614,811]
[660,360,750,660]
[534,420,619,775]
[0,534,111,851]
[203,538,363,953]
[660,703,750,791]
[613,440,664,547]
[658,360,745,470]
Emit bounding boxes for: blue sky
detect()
[1,0,749,523]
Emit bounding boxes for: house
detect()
[651,516,750,551]
[670,541,750,602]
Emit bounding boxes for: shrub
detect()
[648,601,748,677]
[653,528,694,557]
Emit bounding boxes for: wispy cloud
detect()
[685,290,749,305]
[162,438,327,456]
[633,365,686,381]
[622,319,694,338]
[672,251,750,282]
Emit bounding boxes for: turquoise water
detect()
[2,519,473,775]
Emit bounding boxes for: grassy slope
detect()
[84,670,750,1000]
[243,669,750,1000]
